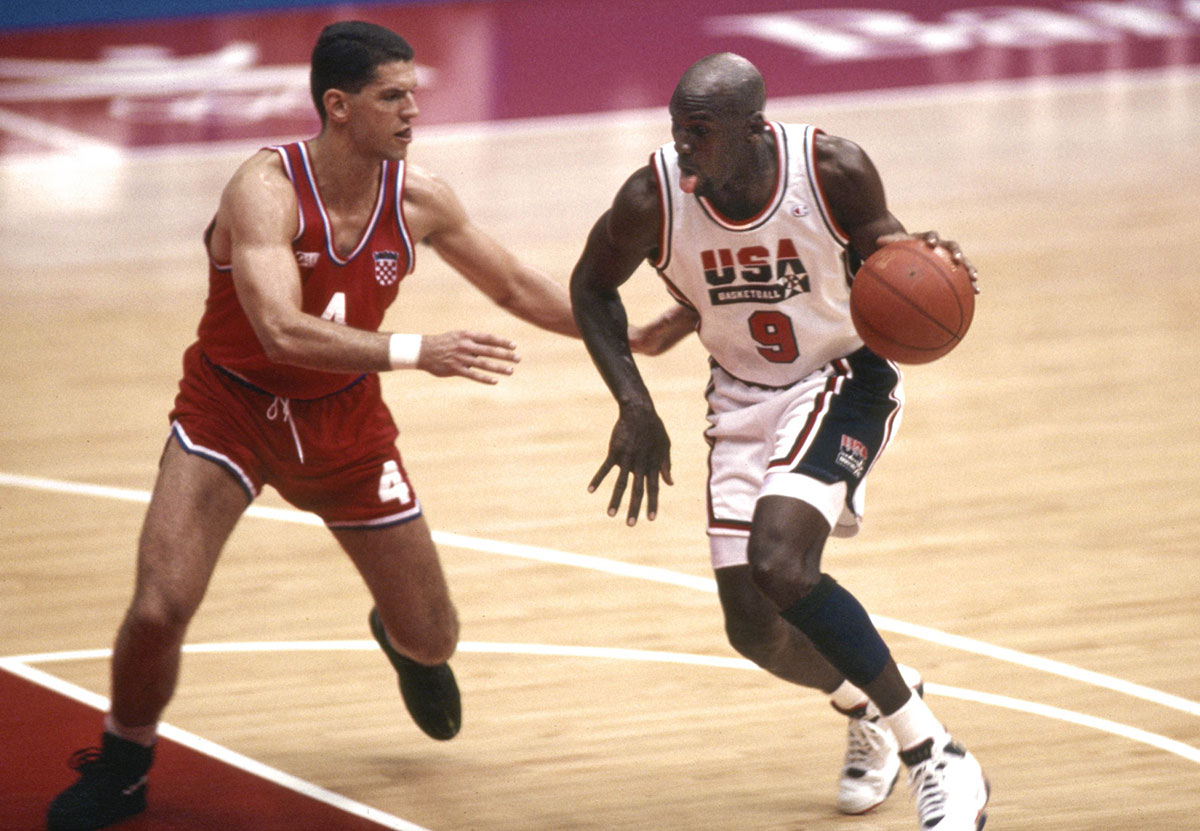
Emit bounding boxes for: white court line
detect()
[875,616,1200,718]
[0,657,432,831]
[5,469,1200,829]
[926,682,1200,766]
[0,106,121,156]
[3,469,1199,718]
[6,641,1199,766]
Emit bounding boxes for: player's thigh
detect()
[133,438,249,619]
[333,516,458,646]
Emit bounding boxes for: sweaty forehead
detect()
[670,89,727,121]
[670,79,748,122]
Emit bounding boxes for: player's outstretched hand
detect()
[588,405,673,525]
[418,331,519,384]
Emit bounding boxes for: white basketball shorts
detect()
[704,349,904,569]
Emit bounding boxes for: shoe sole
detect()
[47,790,146,831]
[838,768,899,815]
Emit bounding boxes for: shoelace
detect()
[844,717,890,772]
[910,756,950,824]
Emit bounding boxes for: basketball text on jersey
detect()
[653,122,863,386]
[701,240,811,305]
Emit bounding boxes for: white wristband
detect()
[388,333,423,370]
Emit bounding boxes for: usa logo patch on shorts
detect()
[836,434,868,478]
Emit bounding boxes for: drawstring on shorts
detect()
[266,396,305,463]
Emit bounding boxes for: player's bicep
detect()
[407,169,521,296]
[223,167,305,338]
[575,213,646,293]
[231,242,301,312]
[816,134,905,259]
[430,215,523,299]
[576,167,662,291]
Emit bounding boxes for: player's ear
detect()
[747,110,767,135]
[323,88,351,124]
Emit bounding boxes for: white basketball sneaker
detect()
[835,664,924,815]
[837,713,901,814]
[902,737,990,830]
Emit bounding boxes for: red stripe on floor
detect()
[1,667,402,831]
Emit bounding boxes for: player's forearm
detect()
[570,279,654,409]
[629,303,698,355]
[254,312,393,373]
[492,269,580,337]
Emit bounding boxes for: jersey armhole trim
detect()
[805,127,851,247]
[270,144,306,244]
[394,159,416,276]
[650,149,673,271]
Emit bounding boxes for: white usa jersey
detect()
[651,122,863,387]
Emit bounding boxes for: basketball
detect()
[850,239,975,364]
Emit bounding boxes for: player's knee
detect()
[124,592,193,647]
[746,532,821,609]
[397,610,459,666]
[404,632,457,666]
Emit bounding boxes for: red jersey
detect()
[195,141,416,399]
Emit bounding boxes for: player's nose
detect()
[670,127,691,156]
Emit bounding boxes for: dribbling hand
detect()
[877,230,980,294]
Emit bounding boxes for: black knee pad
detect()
[779,574,891,688]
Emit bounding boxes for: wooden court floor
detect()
[2,70,1199,829]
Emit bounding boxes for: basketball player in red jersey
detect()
[571,54,989,830]
[47,21,670,831]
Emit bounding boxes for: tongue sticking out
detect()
[679,172,699,194]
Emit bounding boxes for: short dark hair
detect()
[310,21,414,123]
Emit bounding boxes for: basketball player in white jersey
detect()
[570,53,989,830]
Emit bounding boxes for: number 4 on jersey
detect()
[321,292,347,325]
[378,460,412,505]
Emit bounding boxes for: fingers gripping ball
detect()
[850,239,975,364]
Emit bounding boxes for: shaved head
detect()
[671,53,766,119]
[667,53,774,206]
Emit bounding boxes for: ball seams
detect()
[849,239,974,363]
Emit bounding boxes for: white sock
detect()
[882,692,948,753]
[829,679,869,713]
[105,713,157,748]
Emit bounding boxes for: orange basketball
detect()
[850,239,975,364]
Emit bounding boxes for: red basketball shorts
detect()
[168,342,421,528]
